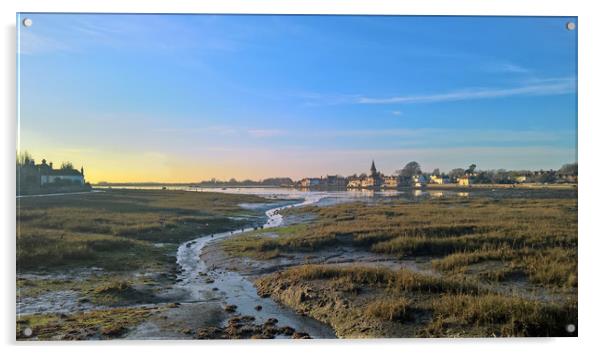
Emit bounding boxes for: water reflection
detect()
[95,185,474,200]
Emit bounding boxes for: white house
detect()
[412,175,427,188]
[299,177,322,188]
[41,174,84,185]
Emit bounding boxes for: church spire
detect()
[370,160,377,177]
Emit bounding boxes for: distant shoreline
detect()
[92,184,287,188]
[91,182,578,191]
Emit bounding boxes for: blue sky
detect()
[17,14,577,182]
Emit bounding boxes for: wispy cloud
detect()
[309,128,573,145]
[18,30,71,54]
[357,77,575,105]
[247,129,288,138]
[391,110,403,116]
[486,62,531,74]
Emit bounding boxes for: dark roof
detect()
[43,169,82,176]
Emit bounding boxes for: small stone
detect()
[291,332,311,339]
[224,304,237,313]
[280,326,295,335]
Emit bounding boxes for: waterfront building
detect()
[299,177,322,188]
[384,176,400,189]
[35,159,85,186]
[412,175,427,188]
[429,175,449,185]
[325,175,347,188]
[458,176,471,186]
[347,177,362,189]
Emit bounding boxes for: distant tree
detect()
[448,168,465,180]
[229,178,237,184]
[432,168,441,176]
[534,172,557,184]
[16,151,34,167]
[359,173,368,179]
[473,171,493,184]
[397,161,422,178]
[60,161,74,170]
[466,164,477,174]
[558,163,578,176]
[492,169,513,184]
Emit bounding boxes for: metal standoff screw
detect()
[566,22,576,31]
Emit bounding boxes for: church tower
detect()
[370,160,378,177]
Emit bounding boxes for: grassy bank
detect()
[256,264,577,337]
[224,195,576,337]
[17,189,267,272]
[224,197,577,290]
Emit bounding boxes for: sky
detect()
[17,14,577,183]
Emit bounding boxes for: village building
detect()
[515,175,531,183]
[17,157,88,195]
[361,176,378,188]
[458,175,471,186]
[346,161,385,189]
[556,174,578,183]
[429,175,449,185]
[36,159,86,186]
[412,175,427,188]
[325,175,347,188]
[384,175,400,189]
[361,161,384,189]
[299,177,322,188]
[347,177,362,189]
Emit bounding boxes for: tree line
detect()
[395,161,577,184]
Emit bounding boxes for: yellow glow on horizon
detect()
[18,147,299,183]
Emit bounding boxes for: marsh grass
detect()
[89,280,159,306]
[16,306,161,340]
[267,264,482,295]
[250,196,576,337]
[16,189,267,271]
[229,197,577,290]
[426,293,577,337]
[257,264,576,337]
[366,297,413,321]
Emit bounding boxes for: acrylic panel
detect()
[16,14,578,340]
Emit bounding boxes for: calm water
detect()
[94,185,577,201]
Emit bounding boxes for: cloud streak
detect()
[247,129,288,138]
[357,77,575,105]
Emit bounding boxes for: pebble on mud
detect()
[224,304,238,313]
[291,332,311,339]
[194,316,302,340]
[264,318,279,326]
